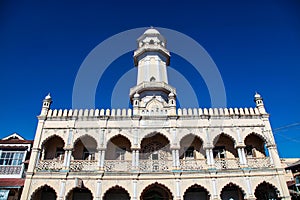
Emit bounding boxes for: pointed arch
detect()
[254,181,280,200]
[244,133,267,157]
[244,132,268,144]
[220,182,246,200]
[41,134,65,148]
[103,185,131,200]
[213,132,236,146]
[73,134,98,149]
[179,134,205,159]
[106,134,132,148]
[73,134,97,160]
[183,184,210,200]
[65,186,93,200]
[213,133,238,158]
[42,135,65,160]
[141,131,171,145]
[105,134,132,160]
[30,184,57,200]
[140,182,173,200]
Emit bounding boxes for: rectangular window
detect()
[245,145,254,157]
[213,146,226,159]
[0,151,24,166]
[184,147,194,159]
[152,153,159,160]
[55,147,64,160]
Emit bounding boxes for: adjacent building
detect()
[21,28,290,200]
[0,133,32,200]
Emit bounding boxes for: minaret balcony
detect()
[129,81,176,98]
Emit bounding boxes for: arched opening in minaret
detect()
[104,135,132,172]
[72,135,97,160]
[254,182,280,200]
[140,132,171,172]
[220,183,245,200]
[183,184,210,200]
[41,135,65,160]
[103,186,130,200]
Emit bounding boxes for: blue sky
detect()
[0,1,299,157]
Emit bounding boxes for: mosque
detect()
[21,28,290,200]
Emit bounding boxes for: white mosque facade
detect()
[21,28,290,200]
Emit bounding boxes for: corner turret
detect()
[40,93,52,117]
[254,92,267,114]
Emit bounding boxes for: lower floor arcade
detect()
[24,173,289,200]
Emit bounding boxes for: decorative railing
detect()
[69,160,98,172]
[180,159,208,170]
[104,160,132,172]
[247,157,273,168]
[36,160,63,171]
[139,160,173,172]
[215,158,240,169]
[0,166,22,175]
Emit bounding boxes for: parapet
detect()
[45,107,265,119]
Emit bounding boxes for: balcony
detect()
[35,157,273,173]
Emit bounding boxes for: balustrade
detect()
[36,160,63,171]
[104,160,132,172]
[139,160,173,172]
[35,157,273,172]
[247,157,273,168]
[215,158,240,169]
[180,159,208,170]
[69,160,98,172]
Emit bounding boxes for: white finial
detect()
[254,92,261,98]
[45,93,52,100]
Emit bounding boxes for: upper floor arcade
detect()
[34,128,276,173]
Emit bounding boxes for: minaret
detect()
[40,93,52,116]
[129,28,176,115]
[254,92,267,114]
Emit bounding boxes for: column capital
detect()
[97,148,106,151]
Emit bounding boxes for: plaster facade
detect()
[21,28,290,200]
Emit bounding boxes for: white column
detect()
[133,180,137,200]
[63,150,69,167]
[237,148,244,164]
[241,148,247,165]
[206,149,211,165]
[245,176,252,196]
[136,150,139,168]
[175,178,181,200]
[175,149,180,168]
[41,149,45,160]
[132,150,136,168]
[211,178,218,199]
[98,150,102,168]
[95,180,102,200]
[58,180,66,200]
[100,150,105,169]
[172,149,176,168]
[66,150,72,168]
[209,149,215,165]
